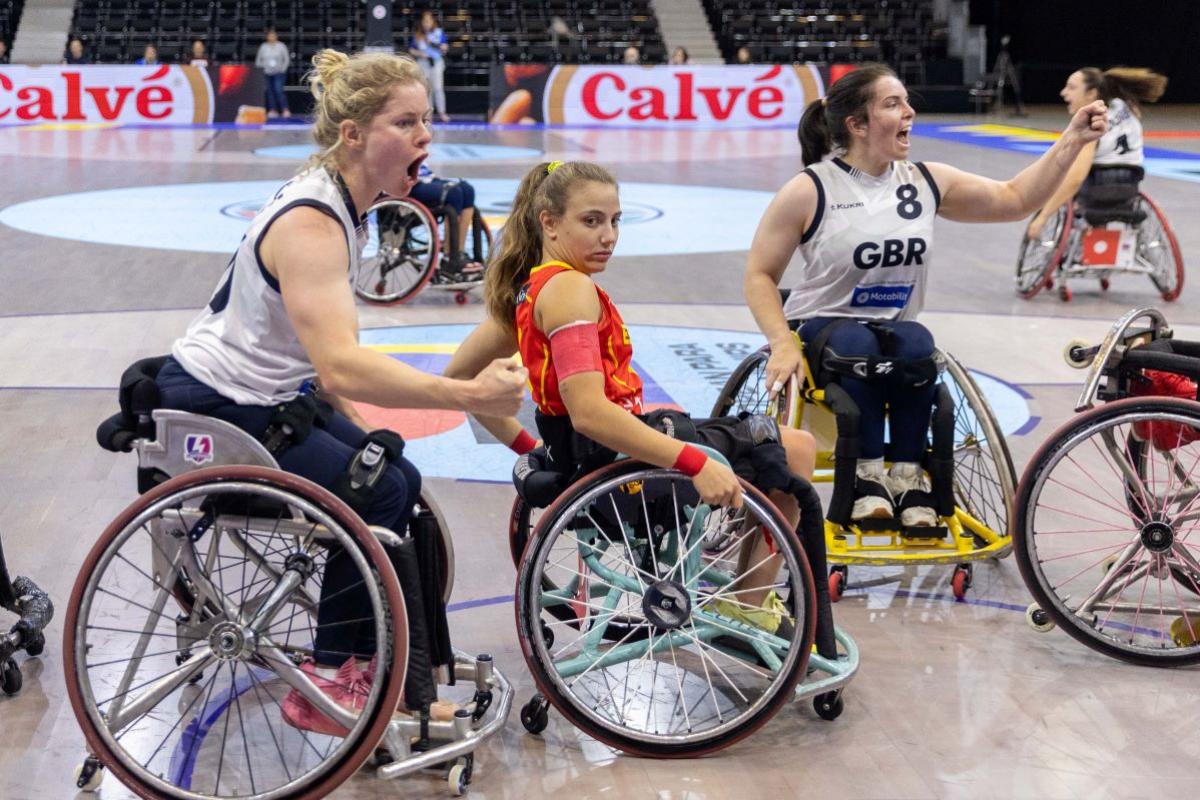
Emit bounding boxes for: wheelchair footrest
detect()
[900,526,949,541]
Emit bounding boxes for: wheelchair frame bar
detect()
[1074,307,1170,412]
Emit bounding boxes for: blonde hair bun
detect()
[311,49,350,97]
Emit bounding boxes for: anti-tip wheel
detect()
[74,759,105,792]
[520,694,550,735]
[1026,603,1056,633]
[813,691,844,721]
[828,569,845,603]
[448,763,469,796]
[1,658,21,696]
[1063,338,1092,369]
[951,565,972,601]
[454,292,468,305]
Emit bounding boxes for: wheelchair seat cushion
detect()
[1082,207,1147,227]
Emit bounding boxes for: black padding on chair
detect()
[1078,165,1146,227]
[512,447,570,509]
[389,538,437,711]
[96,355,171,453]
[96,412,138,453]
[1119,339,1200,386]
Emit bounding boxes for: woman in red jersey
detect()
[446,160,817,621]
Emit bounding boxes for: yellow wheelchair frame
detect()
[713,331,1016,601]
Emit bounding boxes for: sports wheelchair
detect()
[0,534,53,696]
[355,186,493,306]
[1016,307,1200,666]
[505,431,859,756]
[1016,165,1184,302]
[65,357,513,798]
[713,329,1016,602]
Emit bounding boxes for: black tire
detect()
[2,658,21,696]
[1014,398,1200,666]
[516,460,816,757]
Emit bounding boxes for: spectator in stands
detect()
[736,46,752,64]
[0,41,8,65]
[190,40,209,67]
[410,11,449,123]
[670,46,689,65]
[256,29,291,119]
[62,38,90,65]
[135,44,159,66]
[549,15,576,49]
[623,45,640,65]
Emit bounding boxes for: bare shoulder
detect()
[537,269,602,331]
[261,206,348,279]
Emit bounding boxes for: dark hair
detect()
[484,161,618,332]
[797,63,897,166]
[1079,66,1167,112]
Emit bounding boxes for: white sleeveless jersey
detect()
[173,167,367,405]
[1093,98,1143,166]
[782,158,939,322]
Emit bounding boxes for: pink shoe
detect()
[281,657,371,737]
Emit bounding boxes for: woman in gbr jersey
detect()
[154,50,526,731]
[745,64,1108,527]
[445,160,818,628]
[1025,67,1167,238]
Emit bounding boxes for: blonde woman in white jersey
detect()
[1026,66,1167,237]
[745,64,1107,527]
[155,50,526,733]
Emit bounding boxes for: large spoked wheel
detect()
[64,466,408,799]
[515,460,816,757]
[938,351,1018,540]
[1136,193,1185,302]
[1014,397,1200,666]
[1015,203,1072,299]
[709,345,797,426]
[356,198,440,305]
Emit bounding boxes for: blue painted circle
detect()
[367,324,1032,482]
[253,143,544,161]
[0,179,773,256]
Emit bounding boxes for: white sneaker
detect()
[852,460,894,521]
[888,462,938,527]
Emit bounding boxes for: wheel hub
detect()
[209,621,254,661]
[641,580,692,630]
[1140,520,1175,553]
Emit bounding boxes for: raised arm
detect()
[928,100,1108,223]
[1026,141,1097,236]
[264,207,526,416]
[744,170,817,393]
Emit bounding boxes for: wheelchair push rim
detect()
[64,466,408,799]
[1015,203,1071,299]
[1014,397,1200,666]
[709,345,798,428]
[356,198,440,305]
[1136,193,1185,302]
[515,460,817,757]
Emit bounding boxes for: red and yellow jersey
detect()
[514,261,644,416]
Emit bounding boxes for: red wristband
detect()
[672,444,708,477]
[510,429,537,455]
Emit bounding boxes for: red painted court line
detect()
[1144,131,1200,139]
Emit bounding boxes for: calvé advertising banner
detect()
[0,64,265,125]
[490,64,827,127]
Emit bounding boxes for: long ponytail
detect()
[797,63,897,165]
[484,160,618,332]
[1080,66,1167,112]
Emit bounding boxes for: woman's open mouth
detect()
[407,152,428,182]
[897,126,911,146]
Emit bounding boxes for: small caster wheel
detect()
[372,747,395,767]
[1026,603,1055,632]
[813,691,844,721]
[828,569,845,603]
[1100,277,1110,291]
[75,756,104,792]
[951,565,972,601]
[1059,285,1072,302]
[1063,338,1092,369]
[540,623,555,649]
[448,762,469,796]
[454,292,468,305]
[520,694,550,735]
[24,629,45,658]
[375,280,388,295]
[2,658,21,696]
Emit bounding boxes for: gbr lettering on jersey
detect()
[784,158,938,322]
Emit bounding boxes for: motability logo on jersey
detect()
[851,284,913,309]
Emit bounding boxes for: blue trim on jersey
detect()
[915,161,940,211]
[801,167,825,244]
[253,200,346,293]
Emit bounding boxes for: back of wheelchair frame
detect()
[712,332,1017,602]
[354,189,493,306]
[66,357,513,798]
[1015,307,1200,667]
[1016,165,1185,302]
[0,531,53,697]
[505,437,859,755]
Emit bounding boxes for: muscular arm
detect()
[538,271,691,469]
[1028,142,1097,232]
[262,207,523,415]
[929,100,1108,223]
[443,317,526,447]
[744,171,817,351]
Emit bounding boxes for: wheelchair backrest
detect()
[1078,165,1144,209]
